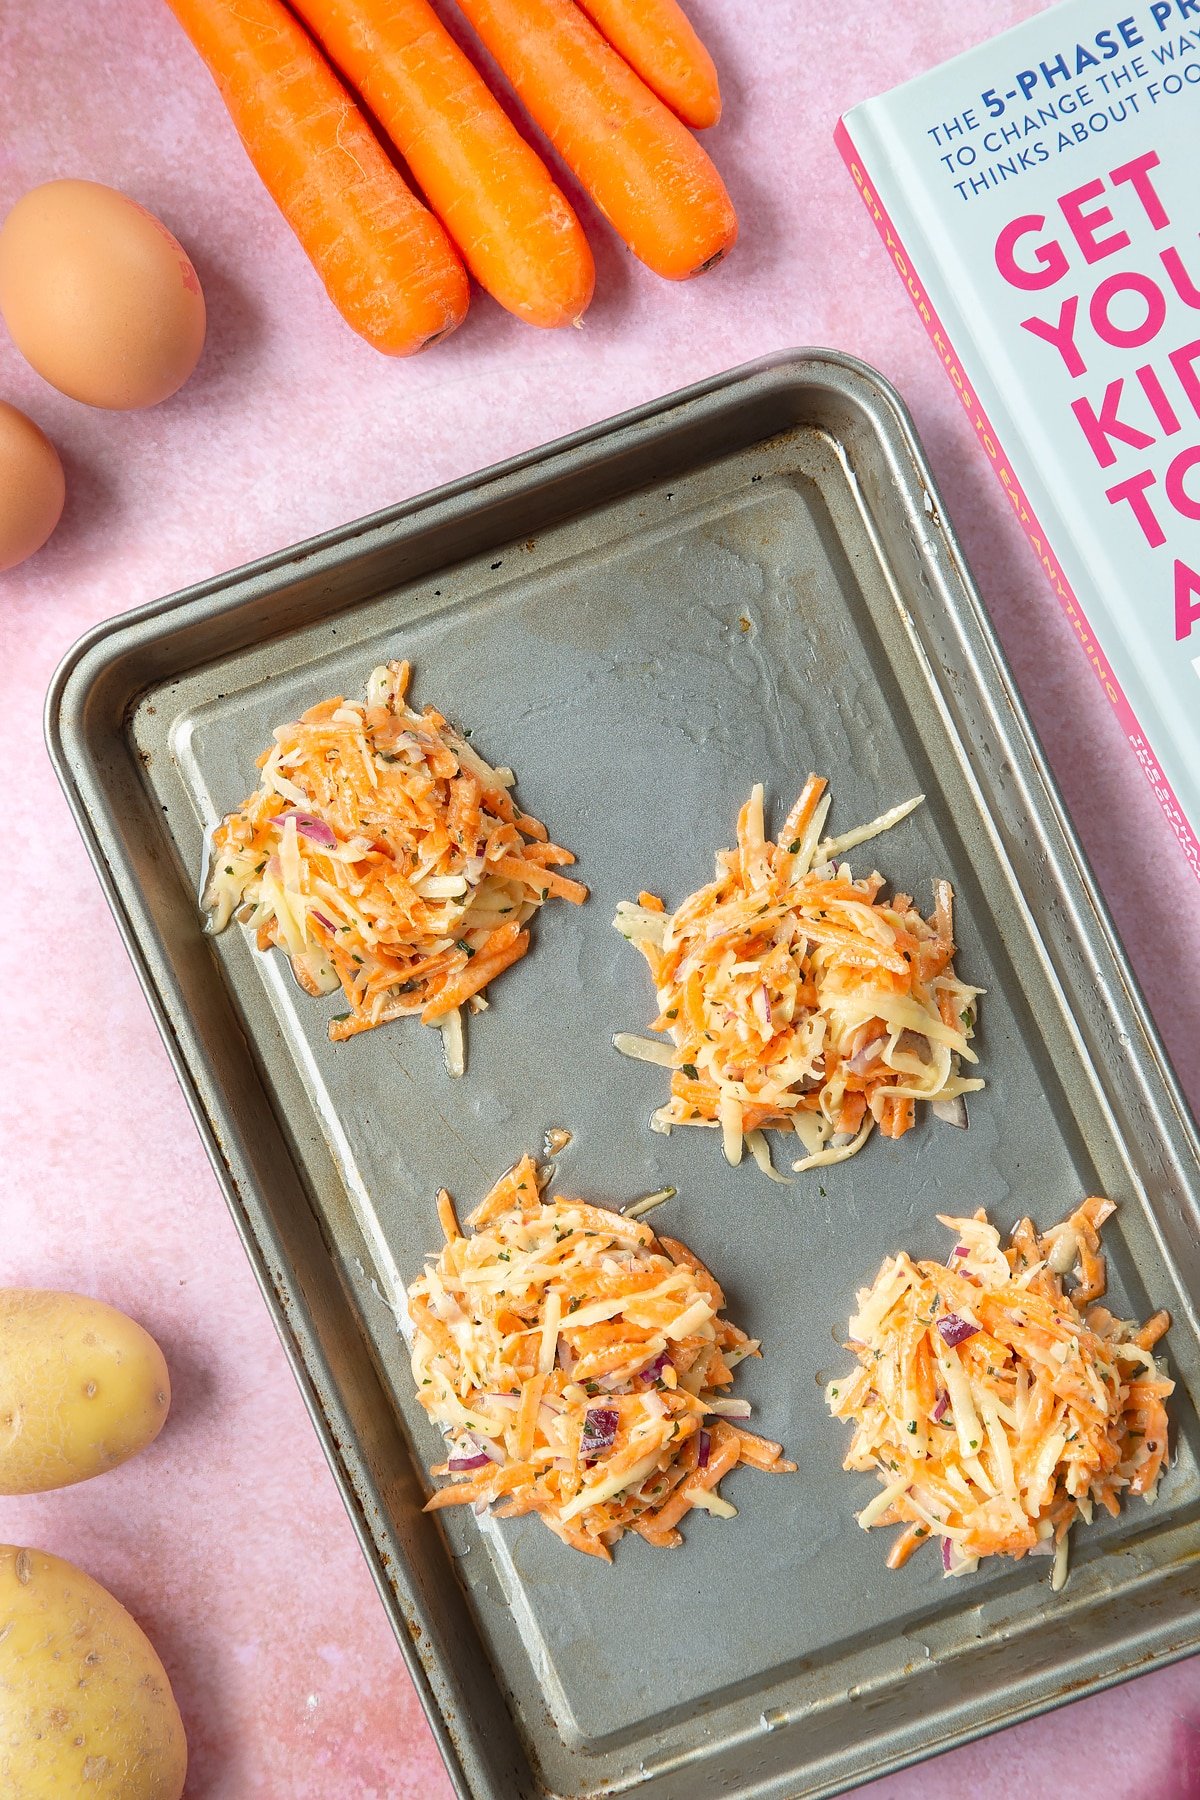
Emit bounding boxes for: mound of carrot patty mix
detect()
[407,1156,794,1559]
[614,777,982,1177]
[203,660,585,1069]
[827,1200,1172,1589]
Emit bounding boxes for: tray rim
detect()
[45,347,1200,1800]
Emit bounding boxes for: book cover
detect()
[837,0,1200,879]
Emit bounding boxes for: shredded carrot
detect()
[436,1187,461,1242]
[614,779,983,1176]
[491,854,588,904]
[407,1155,794,1558]
[203,660,586,1066]
[827,1199,1173,1589]
[419,925,530,1023]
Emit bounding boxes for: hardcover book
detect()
[837,0,1200,878]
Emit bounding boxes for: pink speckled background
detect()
[1,1,1198,1795]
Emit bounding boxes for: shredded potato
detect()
[202,661,585,1067]
[408,1156,794,1559]
[614,777,982,1174]
[827,1199,1173,1587]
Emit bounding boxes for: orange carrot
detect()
[491,854,588,902]
[455,0,736,280]
[288,0,595,327]
[420,928,530,1021]
[163,0,468,353]
[574,0,720,129]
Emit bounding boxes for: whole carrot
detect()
[162,0,469,354]
[454,0,736,281]
[289,0,595,329]
[574,0,721,129]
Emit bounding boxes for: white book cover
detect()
[837,0,1200,880]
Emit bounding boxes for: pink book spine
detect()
[834,117,1200,884]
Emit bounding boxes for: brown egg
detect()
[0,402,65,572]
[0,180,206,410]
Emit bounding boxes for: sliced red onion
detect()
[556,1339,576,1375]
[311,910,336,932]
[279,810,338,849]
[937,1313,979,1348]
[580,1407,619,1461]
[953,1245,969,1258]
[465,1430,505,1465]
[932,1391,949,1422]
[448,1451,491,1472]
[848,1037,887,1075]
[698,1429,712,1469]
[933,1095,969,1129]
[637,1351,672,1386]
[942,1536,953,1573]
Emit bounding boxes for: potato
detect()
[0,1546,186,1798]
[0,1291,170,1494]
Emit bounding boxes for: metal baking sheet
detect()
[48,352,1200,1800]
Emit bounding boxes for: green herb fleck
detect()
[681,1063,699,1081]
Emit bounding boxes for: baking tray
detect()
[47,352,1200,1800]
